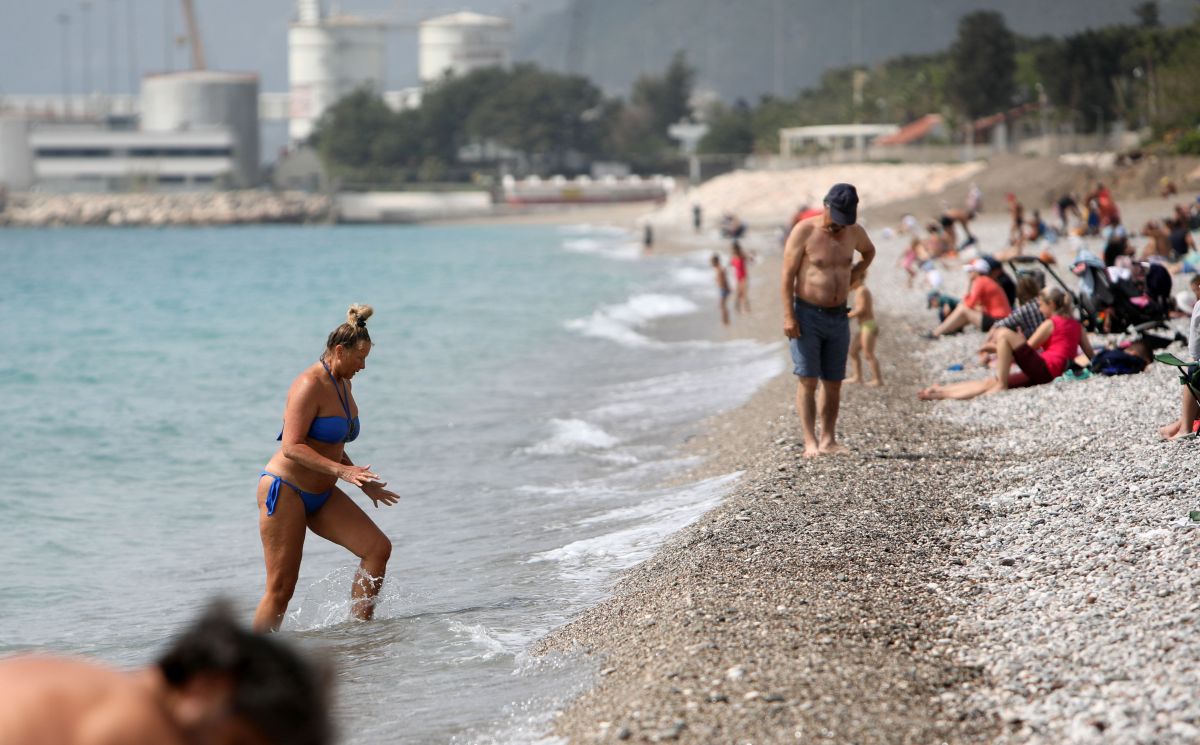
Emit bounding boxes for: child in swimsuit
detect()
[846,272,883,386]
[711,253,730,326]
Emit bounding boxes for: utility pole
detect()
[108,0,117,94]
[126,0,139,94]
[57,12,72,115]
[81,1,93,98]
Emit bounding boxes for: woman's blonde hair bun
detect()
[347,304,374,328]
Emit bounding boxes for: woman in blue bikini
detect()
[254,304,401,632]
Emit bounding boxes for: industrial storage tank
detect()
[141,71,260,187]
[0,117,34,191]
[418,12,512,84]
[288,13,385,144]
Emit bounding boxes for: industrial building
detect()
[287,0,387,144]
[418,12,512,84]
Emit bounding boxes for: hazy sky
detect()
[0,0,566,96]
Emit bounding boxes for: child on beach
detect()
[730,241,753,314]
[846,273,883,385]
[899,237,921,288]
[711,253,731,326]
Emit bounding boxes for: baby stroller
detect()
[1069,251,1172,334]
[1004,255,1092,327]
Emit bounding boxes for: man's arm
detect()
[849,229,876,286]
[781,221,810,338]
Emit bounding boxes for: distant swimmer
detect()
[0,602,331,745]
[712,253,731,326]
[254,304,401,632]
[782,183,876,457]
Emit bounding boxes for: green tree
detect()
[311,88,397,170]
[698,101,754,154]
[946,11,1017,119]
[630,50,697,135]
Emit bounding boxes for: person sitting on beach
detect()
[976,274,1045,366]
[927,289,959,323]
[782,182,876,457]
[846,272,883,386]
[1023,210,1047,243]
[924,221,952,261]
[0,602,331,745]
[919,287,1094,401]
[1166,217,1196,261]
[939,208,976,251]
[730,241,753,314]
[1140,220,1171,261]
[925,258,1012,338]
[254,305,401,632]
[1158,295,1200,440]
[712,253,731,326]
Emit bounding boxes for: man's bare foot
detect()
[844,376,860,384]
[803,444,822,458]
[819,441,849,455]
[917,386,943,401]
[866,379,883,387]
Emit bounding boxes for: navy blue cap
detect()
[823,183,858,225]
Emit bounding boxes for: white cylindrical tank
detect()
[141,71,260,187]
[288,17,385,144]
[0,117,34,191]
[419,12,512,84]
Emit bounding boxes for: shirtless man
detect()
[0,603,330,745]
[782,183,876,457]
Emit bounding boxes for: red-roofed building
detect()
[874,114,946,146]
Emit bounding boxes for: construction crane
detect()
[179,0,206,70]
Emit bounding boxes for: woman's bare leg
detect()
[993,328,1024,390]
[932,304,981,336]
[919,378,998,400]
[1168,388,1200,440]
[254,478,308,632]
[309,489,393,621]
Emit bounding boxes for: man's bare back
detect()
[0,657,186,745]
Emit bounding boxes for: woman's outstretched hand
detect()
[362,481,401,508]
[338,463,379,487]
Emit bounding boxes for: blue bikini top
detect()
[277,360,361,444]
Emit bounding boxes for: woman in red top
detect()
[730,241,752,314]
[918,288,1094,401]
[927,258,1013,338]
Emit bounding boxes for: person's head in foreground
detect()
[0,602,332,745]
[823,183,858,232]
[323,304,373,380]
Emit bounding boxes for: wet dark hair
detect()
[325,304,373,353]
[157,602,333,745]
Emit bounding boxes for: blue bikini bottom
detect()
[260,471,332,516]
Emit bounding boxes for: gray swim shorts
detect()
[789,298,851,381]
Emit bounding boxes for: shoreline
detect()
[532,196,1200,742]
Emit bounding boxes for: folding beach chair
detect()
[1155,351,1200,437]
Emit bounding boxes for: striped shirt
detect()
[995,300,1045,338]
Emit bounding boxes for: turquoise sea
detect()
[0,223,782,743]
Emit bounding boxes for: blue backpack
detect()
[1089,348,1147,376]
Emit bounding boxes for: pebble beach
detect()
[537,173,1200,743]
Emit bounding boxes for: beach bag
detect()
[1089,348,1147,376]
